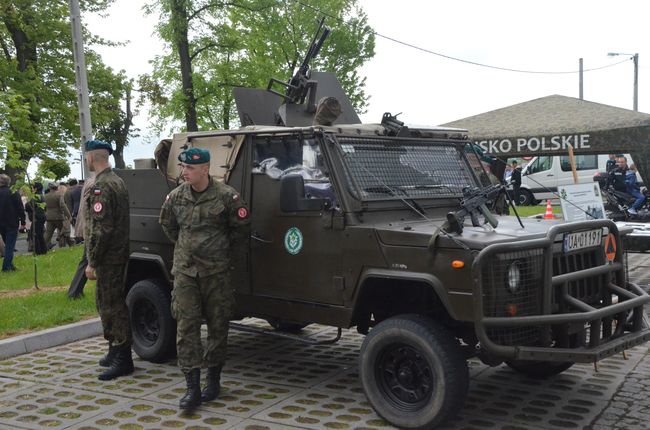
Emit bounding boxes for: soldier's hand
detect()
[85,265,97,280]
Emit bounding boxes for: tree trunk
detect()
[113,85,133,169]
[170,0,198,132]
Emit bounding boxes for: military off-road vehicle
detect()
[119,23,650,429]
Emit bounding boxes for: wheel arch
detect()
[126,253,172,291]
[351,269,458,332]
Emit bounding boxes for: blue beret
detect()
[178,148,210,164]
[85,140,113,155]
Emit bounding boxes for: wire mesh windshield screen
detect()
[335,136,477,201]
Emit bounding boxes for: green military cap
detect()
[178,147,210,164]
[85,139,113,155]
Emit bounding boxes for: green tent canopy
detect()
[441,94,650,183]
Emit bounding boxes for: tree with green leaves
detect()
[0,0,133,182]
[36,157,71,181]
[141,0,374,133]
[89,56,138,169]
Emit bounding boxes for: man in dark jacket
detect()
[64,178,83,226]
[25,182,47,255]
[510,161,522,205]
[0,174,26,271]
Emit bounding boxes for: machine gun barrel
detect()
[267,17,330,105]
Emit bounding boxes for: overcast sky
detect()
[77,0,648,177]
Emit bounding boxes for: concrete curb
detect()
[0,318,102,360]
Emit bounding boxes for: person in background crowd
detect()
[606,154,618,173]
[0,174,26,272]
[65,178,83,227]
[620,157,645,215]
[26,182,48,255]
[44,182,74,248]
[510,161,522,205]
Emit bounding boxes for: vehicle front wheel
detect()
[126,279,176,363]
[359,314,469,430]
[519,189,534,206]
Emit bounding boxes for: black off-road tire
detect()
[126,279,176,363]
[519,189,534,206]
[505,360,574,379]
[359,314,469,430]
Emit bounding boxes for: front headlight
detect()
[506,261,521,293]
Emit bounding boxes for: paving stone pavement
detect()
[0,253,650,429]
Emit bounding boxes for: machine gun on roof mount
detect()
[267,17,330,113]
[232,16,360,127]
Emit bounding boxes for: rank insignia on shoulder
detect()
[93,188,101,196]
[237,207,249,219]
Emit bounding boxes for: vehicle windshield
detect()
[334,136,479,201]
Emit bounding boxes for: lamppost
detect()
[608,52,639,111]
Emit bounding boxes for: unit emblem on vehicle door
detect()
[284,227,303,255]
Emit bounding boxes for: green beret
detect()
[178,147,210,164]
[85,139,113,155]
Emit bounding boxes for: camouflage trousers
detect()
[95,264,132,348]
[171,271,234,372]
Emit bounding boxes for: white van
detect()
[518,154,639,205]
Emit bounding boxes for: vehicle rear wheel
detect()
[359,314,468,430]
[126,279,176,363]
[519,189,534,206]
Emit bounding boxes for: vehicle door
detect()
[248,135,346,305]
[522,155,555,200]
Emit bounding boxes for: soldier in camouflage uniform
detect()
[83,140,133,381]
[159,147,250,411]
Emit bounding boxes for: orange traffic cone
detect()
[544,200,554,219]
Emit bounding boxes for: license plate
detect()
[563,229,602,253]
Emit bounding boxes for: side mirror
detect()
[280,174,324,212]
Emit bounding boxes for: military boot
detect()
[200,366,222,402]
[98,345,134,381]
[179,368,201,410]
[98,344,116,367]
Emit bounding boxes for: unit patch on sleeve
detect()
[237,207,248,219]
[93,202,103,213]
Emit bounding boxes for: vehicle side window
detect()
[253,138,302,171]
[252,137,329,180]
[559,155,598,171]
[528,156,552,174]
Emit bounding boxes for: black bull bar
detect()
[471,219,650,363]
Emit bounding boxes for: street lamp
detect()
[608,52,639,111]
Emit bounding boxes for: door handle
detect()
[251,232,273,243]
[546,174,554,177]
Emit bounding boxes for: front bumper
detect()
[472,219,650,363]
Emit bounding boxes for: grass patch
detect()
[0,246,84,292]
[0,245,97,339]
[0,287,97,339]
[511,204,562,218]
